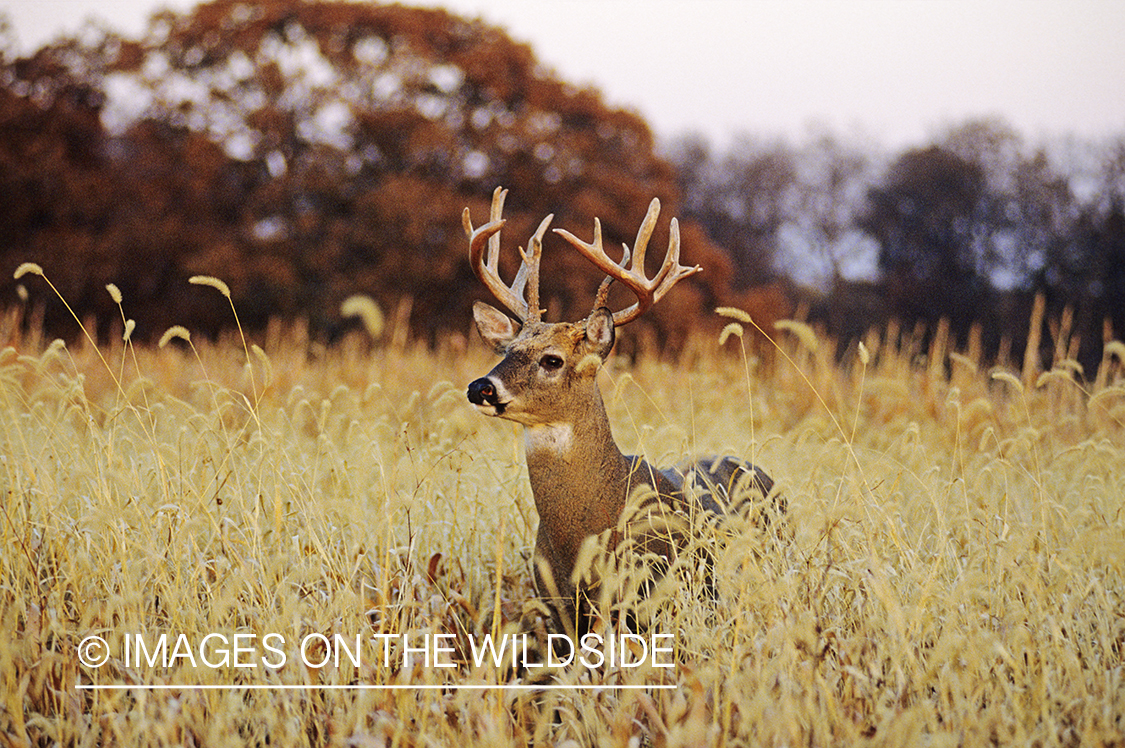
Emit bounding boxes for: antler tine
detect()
[592,242,630,310]
[629,199,660,286]
[485,185,505,273]
[464,186,551,323]
[464,188,525,321]
[510,214,552,323]
[554,198,702,326]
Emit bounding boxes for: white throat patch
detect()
[524,423,574,456]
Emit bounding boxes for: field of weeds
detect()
[1,277,1124,746]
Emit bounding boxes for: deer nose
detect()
[467,377,498,406]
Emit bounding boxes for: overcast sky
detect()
[3,0,1123,148]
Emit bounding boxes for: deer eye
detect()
[539,354,564,372]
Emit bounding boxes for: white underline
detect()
[76,683,676,691]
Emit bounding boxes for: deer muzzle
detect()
[467,377,507,415]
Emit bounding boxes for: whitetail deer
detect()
[464,187,776,634]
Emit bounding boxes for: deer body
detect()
[464,188,775,630]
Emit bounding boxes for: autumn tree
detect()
[2,0,765,348]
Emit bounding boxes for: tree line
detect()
[1,0,1122,369]
[668,122,1125,368]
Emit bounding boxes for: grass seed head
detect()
[158,325,192,348]
[576,352,603,376]
[13,262,44,279]
[774,319,819,352]
[990,369,1025,393]
[189,275,232,298]
[340,294,385,339]
[718,322,744,346]
[715,306,753,324]
[1106,340,1125,362]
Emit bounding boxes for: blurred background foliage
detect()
[1,0,1122,367]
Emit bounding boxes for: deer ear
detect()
[584,306,615,359]
[473,301,520,352]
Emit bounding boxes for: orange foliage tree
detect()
[0,0,785,348]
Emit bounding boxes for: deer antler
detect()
[463,187,553,323]
[554,198,701,326]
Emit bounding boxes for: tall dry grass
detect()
[1,274,1123,746]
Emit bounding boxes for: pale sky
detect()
[3,0,1123,148]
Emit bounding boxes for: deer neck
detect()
[522,392,630,572]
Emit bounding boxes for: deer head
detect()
[464,187,701,426]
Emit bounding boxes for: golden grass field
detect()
[2,274,1123,747]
